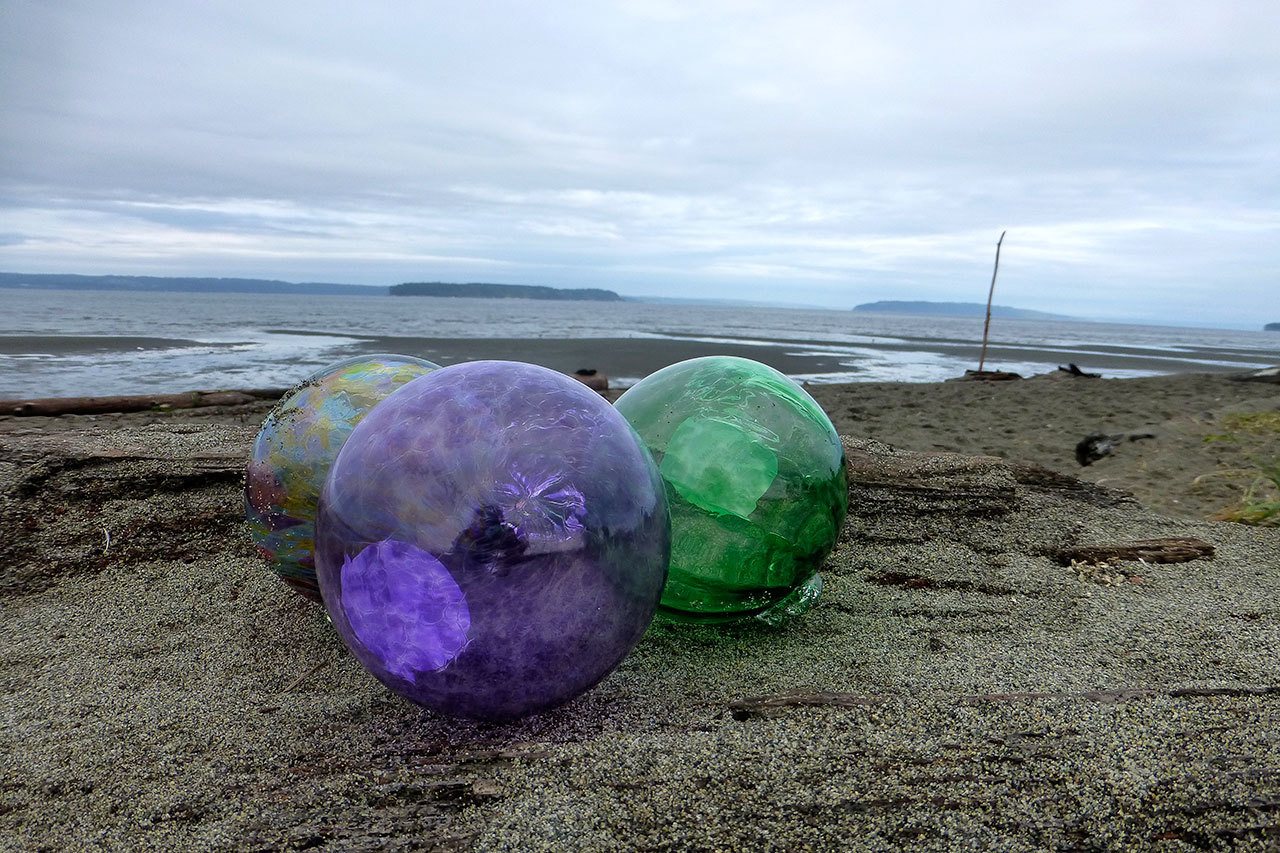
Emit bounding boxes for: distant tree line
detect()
[0,272,382,296]
[391,282,622,301]
[0,273,627,302]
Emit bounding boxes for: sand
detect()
[808,372,1280,520]
[2,371,1278,850]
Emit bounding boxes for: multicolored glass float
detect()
[245,354,439,600]
[314,361,670,721]
[614,356,847,624]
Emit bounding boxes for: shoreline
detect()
[2,329,1277,400]
[343,334,1280,383]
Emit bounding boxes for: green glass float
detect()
[245,354,439,600]
[614,356,847,624]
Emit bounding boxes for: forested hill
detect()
[853,300,1072,321]
[0,273,626,301]
[0,272,382,296]
[391,282,622,301]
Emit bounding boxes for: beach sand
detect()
[2,370,1278,850]
[808,372,1280,520]
[340,333,1280,383]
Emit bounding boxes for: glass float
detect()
[245,354,439,600]
[614,356,847,624]
[315,361,669,721]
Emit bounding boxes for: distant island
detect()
[391,282,622,301]
[853,300,1073,321]
[0,272,382,296]
[1265,322,1280,332]
[0,273,625,302]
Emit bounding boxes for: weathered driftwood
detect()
[956,368,1022,381]
[1053,536,1216,566]
[1231,365,1280,384]
[1,370,611,417]
[0,388,287,417]
[976,230,1006,372]
[1057,362,1101,378]
[571,369,608,392]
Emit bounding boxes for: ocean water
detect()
[2,288,1278,398]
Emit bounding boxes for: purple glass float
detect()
[315,361,670,721]
[246,354,440,600]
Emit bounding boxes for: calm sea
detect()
[2,288,1277,398]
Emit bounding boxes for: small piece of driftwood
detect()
[958,369,1022,382]
[1230,366,1280,384]
[1057,363,1101,378]
[1053,537,1215,566]
[0,388,288,417]
[571,371,608,392]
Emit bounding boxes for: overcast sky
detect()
[2,1,1277,326]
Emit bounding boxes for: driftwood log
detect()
[1054,537,1216,566]
[1,372,612,418]
[1057,362,1101,378]
[571,369,608,392]
[2,427,1279,849]
[956,369,1022,381]
[1231,365,1280,384]
[0,388,288,417]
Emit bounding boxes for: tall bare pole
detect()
[977,230,1006,373]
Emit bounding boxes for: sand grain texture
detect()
[2,374,1279,851]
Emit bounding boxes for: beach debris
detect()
[281,659,331,693]
[572,368,608,391]
[1075,431,1156,466]
[952,231,1017,382]
[976,230,1007,373]
[956,369,1023,381]
[0,388,288,417]
[1230,365,1280,384]
[1053,537,1215,566]
[1075,433,1118,466]
[1056,363,1101,378]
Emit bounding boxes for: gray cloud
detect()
[2,0,1278,325]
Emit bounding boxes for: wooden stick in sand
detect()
[977,230,1006,373]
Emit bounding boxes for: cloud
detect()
[2,1,1278,325]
